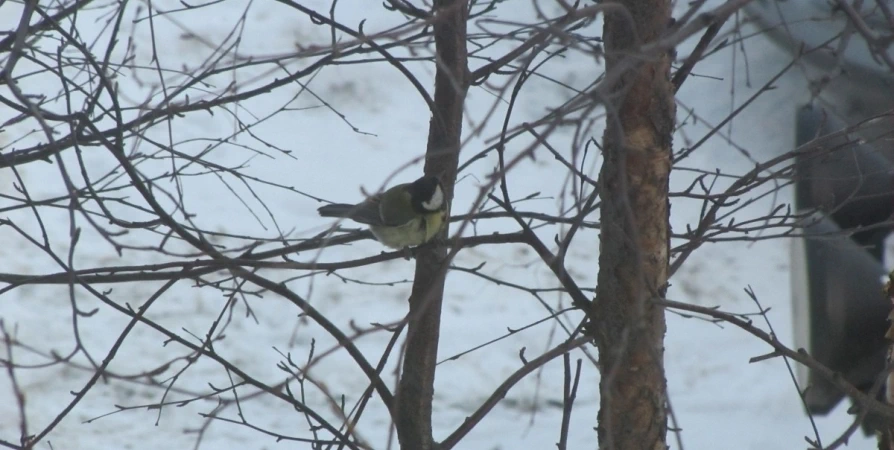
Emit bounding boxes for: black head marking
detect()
[409,175,444,213]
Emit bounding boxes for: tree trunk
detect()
[396,2,468,449]
[592,1,674,449]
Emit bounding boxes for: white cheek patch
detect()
[422,185,444,211]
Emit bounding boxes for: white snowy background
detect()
[0,0,880,449]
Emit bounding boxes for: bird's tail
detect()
[317,203,357,218]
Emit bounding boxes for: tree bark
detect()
[396,1,468,449]
[592,1,674,449]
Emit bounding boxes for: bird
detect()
[317,175,447,249]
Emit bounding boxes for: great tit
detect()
[317,175,447,249]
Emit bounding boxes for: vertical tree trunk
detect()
[592,1,674,449]
[396,2,468,449]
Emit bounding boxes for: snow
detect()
[0,0,877,449]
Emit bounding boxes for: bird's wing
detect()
[341,195,387,225]
[318,183,416,226]
[377,184,417,226]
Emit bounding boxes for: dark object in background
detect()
[795,105,894,261]
[745,0,894,427]
[791,104,893,426]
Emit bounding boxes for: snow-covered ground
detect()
[0,0,877,449]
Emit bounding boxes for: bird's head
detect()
[410,175,445,213]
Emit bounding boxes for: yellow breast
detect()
[369,210,445,248]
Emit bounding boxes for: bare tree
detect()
[592,1,674,448]
[397,1,468,449]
